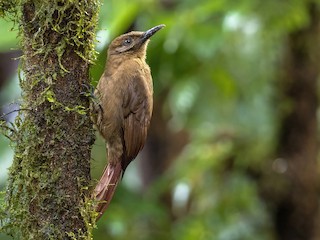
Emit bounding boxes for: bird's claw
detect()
[80,83,96,99]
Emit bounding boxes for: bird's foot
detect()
[80,83,96,99]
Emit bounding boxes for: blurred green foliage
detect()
[0,18,18,51]
[0,0,317,239]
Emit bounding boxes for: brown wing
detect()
[122,76,152,169]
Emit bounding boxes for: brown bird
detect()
[92,24,165,220]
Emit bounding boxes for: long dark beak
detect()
[141,24,165,42]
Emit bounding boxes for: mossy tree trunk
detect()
[1,0,99,239]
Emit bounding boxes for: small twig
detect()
[0,108,31,120]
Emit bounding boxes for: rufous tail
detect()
[94,162,123,220]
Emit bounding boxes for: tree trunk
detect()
[1,1,99,239]
[273,3,320,240]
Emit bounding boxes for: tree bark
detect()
[1,1,99,239]
[273,3,320,240]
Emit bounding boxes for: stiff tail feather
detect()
[94,162,123,220]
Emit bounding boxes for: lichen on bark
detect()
[0,0,100,239]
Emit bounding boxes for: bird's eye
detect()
[123,38,132,45]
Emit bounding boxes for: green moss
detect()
[22,0,99,67]
[0,0,17,18]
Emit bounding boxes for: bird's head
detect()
[107,24,165,58]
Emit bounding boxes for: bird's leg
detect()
[83,84,104,122]
[80,83,96,99]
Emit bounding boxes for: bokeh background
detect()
[1,0,320,239]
